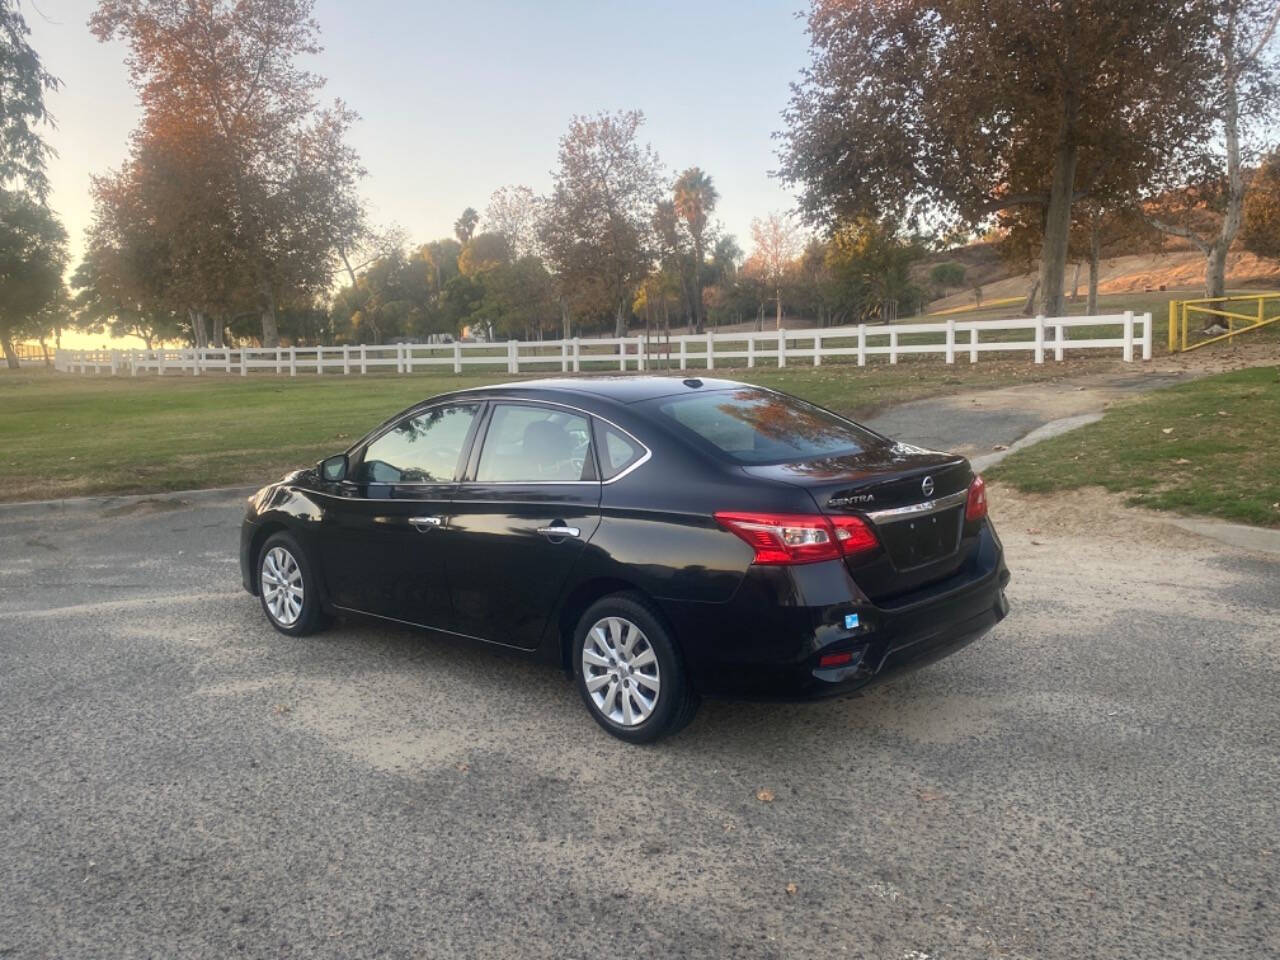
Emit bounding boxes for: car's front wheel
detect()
[257,531,327,637]
[573,593,698,743]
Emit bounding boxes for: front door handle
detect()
[536,524,580,539]
[410,515,443,531]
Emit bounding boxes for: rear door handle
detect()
[536,524,580,539]
[410,515,443,531]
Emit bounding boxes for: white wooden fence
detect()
[55,312,1154,376]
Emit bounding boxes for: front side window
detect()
[648,388,882,465]
[357,403,479,484]
[476,404,593,482]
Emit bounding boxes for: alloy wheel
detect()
[581,616,661,727]
[261,545,304,626]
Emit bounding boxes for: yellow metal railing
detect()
[1168,292,1280,352]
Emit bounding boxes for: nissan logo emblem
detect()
[921,475,935,497]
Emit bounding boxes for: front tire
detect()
[257,531,327,637]
[573,593,699,743]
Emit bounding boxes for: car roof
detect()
[441,375,753,407]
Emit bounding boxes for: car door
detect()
[317,401,483,629]
[446,401,602,649]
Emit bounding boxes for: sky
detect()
[26,0,815,349]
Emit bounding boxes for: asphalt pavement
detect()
[1,377,1277,959]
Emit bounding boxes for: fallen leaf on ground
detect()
[756,788,775,803]
[785,883,798,895]
[1161,427,1174,434]
[1173,458,1192,465]
[992,444,1008,451]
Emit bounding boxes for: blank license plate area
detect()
[877,506,963,570]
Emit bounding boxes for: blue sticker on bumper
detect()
[844,613,860,630]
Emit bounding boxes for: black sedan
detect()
[240,377,1010,742]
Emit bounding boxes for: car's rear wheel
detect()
[573,593,698,743]
[258,531,327,637]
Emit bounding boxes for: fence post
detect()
[1034,315,1045,364]
[635,336,645,371]
[813,332,822,367]
[405,344,414,374]
[452,341,462,374]
[110,350,119,376]
[560,339,568,373]
[1123,310,1134,363]
[1141,312,1153,361]
[241,348,248,377]
[945,318,955,364]
[275,347,282,375]
[889,330,898,364]
[706,330,715,370]
[509,339,519,374]
[678,336,687,370]
[225,349,232,374]
[360,344,367,374]
[969,327,978,363]
[747,333,756,368]
[1168,301,1178,353]
[777,329,786,368]
[316,346,324,375]
[343,344,351,375]
[857,324,867,366]
[132,350,140,376]
[573,337,582,373]
[159,351,167,376]
[1054,323,1064,362]
[289,346,297,377]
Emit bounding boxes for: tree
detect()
[929,262,966,297]
[0,188,66,367]
[90,0,365,347]
[1145,1,1280,298]
[0,0,60,200]
[484,185,543,259]
[673,167,719,334]
[454,207,479,245]
[540,110,663,337]
[778,0,1217,316]
[750,213,801,328]
[1242,150,1280,258]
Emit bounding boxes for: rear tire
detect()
[257,531,328,637]
[572,592,699,743]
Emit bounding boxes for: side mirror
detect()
[318,453,348,483]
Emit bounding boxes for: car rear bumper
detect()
[659,521,1010,701]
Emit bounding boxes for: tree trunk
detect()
[1070,261,1081,302]
[614,300,627,338]
[1022,277,1041,316]
[259,281,280,347]
[1037,143,1080,317]
[211,317,224,349]
[39,336,51,366]
[1087,223,1101,316]
[561,299,571,340]
[692,238,705,335]
[1,337,18,370]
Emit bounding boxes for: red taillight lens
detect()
[715,511,878,566]
[966,475,988,522]
[818,650,855,668]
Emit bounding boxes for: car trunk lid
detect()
[742,443,974,600]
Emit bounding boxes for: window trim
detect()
[461,398,652,487]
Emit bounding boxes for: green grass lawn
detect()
[989,365,1280,527]
[0,358,1111,502]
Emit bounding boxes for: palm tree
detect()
[453,207,479,245]
[673,168,718,334]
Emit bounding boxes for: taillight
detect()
[966,475,988,521]
[714,511,878,566]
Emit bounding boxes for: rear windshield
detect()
[648,388,880,464]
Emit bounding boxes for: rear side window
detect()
[650,388,877,464]
[594,421,645,480]
[358,403,480,484]
[476,403,593,482]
